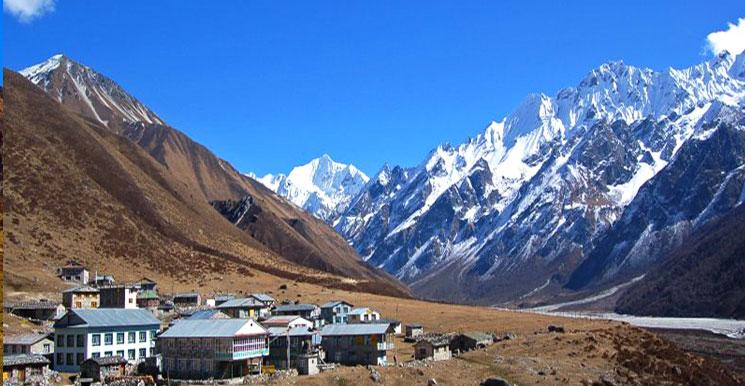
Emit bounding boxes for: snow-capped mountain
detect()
[250,154,369,222]
[335,51,745,304]
[20,54,164,132]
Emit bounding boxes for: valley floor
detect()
[6,272,745,385]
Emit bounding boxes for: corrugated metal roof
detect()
[347,307,378,315]
[267,327,315,337]
[320,323,389,336]
[250,293,275,302]
[186,310,229,320]
[55,309,160,328]
[3,333,52,345]
[3,354,50,367]
[320,300,353,309]
[217,298,264,309]
[274,303,317,312]
[160,319,267,338]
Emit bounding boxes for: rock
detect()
[417,369,425,376]
[481,377,510,386]
[548,324,565,333]
[369,367,381,383]
[428,378,438,385]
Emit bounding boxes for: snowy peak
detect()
[20,54,164,130]
[250,155,369,222]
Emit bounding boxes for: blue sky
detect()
[4,1,745,176]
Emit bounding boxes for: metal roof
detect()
[54,309,160,329]
[273,303,317,312]
[320,323,389,336]
[250,293,275,302]
[3,333,52,345]
[347,307,378,315]
[186,310,229,320]
[320,300,353,309]
[160,319,267,338]
[267,327,315,337]
[174,292,200,298]
[360,319,400,325]
[3,354,50,367]
[217,297,265,309]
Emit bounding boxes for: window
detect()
[104,351,112,357]
[116,350,124,357]
[76,353,84,365]
[128,349,135,360]
[67,335,75,347]
[128,332,136,343]
[57,334,65,347]
[43,343,51,353]
[151,330,158,340]
[139,331,146,342]
[77,335,84,347]
[92,334,101,346]
[92,302,98,307]
[66,353,73,366]
[92,352,101,358]
[56,353,64,365]
[117,333,125,344]
[104,333,113,345]
[139,348,147,358]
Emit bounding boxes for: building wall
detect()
[4,339,54,356]
[99,288,138,309]
[159,336,268,379]
[321,334,387,366]
[64,292,100,309]
[321,304,352,324]
[54,325,158,372]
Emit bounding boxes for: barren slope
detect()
[2,70,405,297]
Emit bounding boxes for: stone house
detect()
[79,355,127,382]
[414,335,452,361]
[450,331,493,352]
[62,286,100,309]
[3,333,54,360]
[405,324,424,341]
[2,354,50,385]
[58,261,90,284]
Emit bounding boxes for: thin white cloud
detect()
[3,0,56,23]
[706,17,745,56]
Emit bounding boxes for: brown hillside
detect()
[19,55,407,294]
[2,69,406,297]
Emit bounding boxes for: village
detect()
[3,261,510,386]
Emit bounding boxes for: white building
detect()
[347,307,381,323]
[53,309,160,372]
[261,315,313,330]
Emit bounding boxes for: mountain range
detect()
[12,50,745,317]
[6,56,408,297]
[255,51,745,316]
[248,154,369,222]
